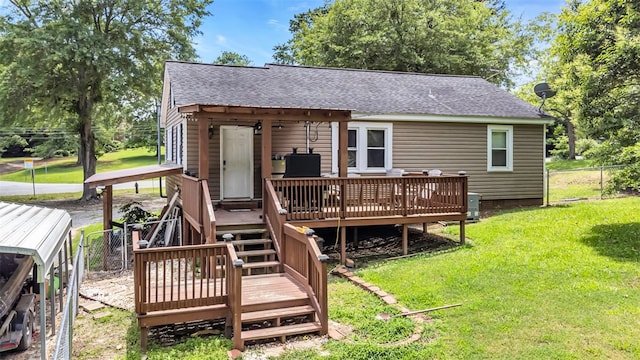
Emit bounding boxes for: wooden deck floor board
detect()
[144,273,308,308]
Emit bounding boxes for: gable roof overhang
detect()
[177,104,352,123]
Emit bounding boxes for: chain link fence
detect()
[546,165,626,205]
[52,231,85,360]
[84,218,182,279]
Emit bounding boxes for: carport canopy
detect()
[84,163,183,188]
[0,202,71,283]
[84,164,183,231]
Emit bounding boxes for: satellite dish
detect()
[533,82,556,114]
[534,82,556,99]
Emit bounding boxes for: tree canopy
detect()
[551,0,640,191]
[0,0,212,199]
[273,0,535,87]
[214,51,252,66]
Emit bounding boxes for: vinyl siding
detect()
[391,122,544,200]
[272,122,332,174]
[165,106,182,200]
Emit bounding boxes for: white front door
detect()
[220,126,254,199]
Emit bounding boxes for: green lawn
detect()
[352,198,640,359]
[115,198,640,359]
[0,148,162,183]
[546,159,593,171]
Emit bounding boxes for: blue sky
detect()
[195,0,566,66]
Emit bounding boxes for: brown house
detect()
[120,62,550,351]
[162,62,551,210]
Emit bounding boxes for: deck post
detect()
[340,226,347,265]
[353,227,358,250]
[261,119,273,216]
[232,261,243,350]
[459,220,465,244]
[197,115,209,180]
[402,224,408,255]
[423,222,428,234]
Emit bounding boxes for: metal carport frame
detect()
[0,201,72,360]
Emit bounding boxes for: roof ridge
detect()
[165,60,268,70]
[265,63,483,79]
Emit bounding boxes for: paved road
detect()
[0,179,159,196]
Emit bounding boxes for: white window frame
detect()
[487,124,513,172]
[331,122,393,173]
[166,127,173,163]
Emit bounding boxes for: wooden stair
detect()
[239,281,321,345]
[219,225,280,275]
[219,227,323,348]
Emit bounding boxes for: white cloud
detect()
[216,35,227,45]
[267,19,287,31]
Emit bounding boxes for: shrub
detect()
[576,138,599,158]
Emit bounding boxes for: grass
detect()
[0,148,162,183]
[354,198,640,359]
[546,159,593,171]
[548,169,605,202]
[71,197,640,359]
[0,187,159,203]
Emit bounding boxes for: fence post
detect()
[600,166,604,200]
[546,169,550,206]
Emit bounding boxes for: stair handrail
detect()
[225,242,244,350]
[281,223,329,335]
[201,179,216,242]
[263,179,287,263]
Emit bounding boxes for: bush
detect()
[576,138,599,158]
[549,135,569,160]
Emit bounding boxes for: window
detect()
[165,124,183,165]
[332,122,393,173]
[487,125,513,172]
[166,127,173,162]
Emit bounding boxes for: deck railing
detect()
[269,175,468,221]
[133,243,231,314]
[281,223,329,335]
[182,175,216,242]
[263,180,287,263]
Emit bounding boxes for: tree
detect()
[273,0,535,87]
[553,0,640,191]
[214,51,252,66]
[0,0,212,200]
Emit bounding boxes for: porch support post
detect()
[102,185,112,271]
[338,120,348,177]
[459,220,465,245]
[402,223,408,255]
[340,226,347,265]
[261,119,273,209]
[197,115,209,180]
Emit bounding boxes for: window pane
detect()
[348,129,357,148]
[367,149,385,167]
[348,150,357,167]
[492,131,506,149]
[492,150,507,167]
[367,130,385,147]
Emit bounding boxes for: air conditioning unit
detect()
[467,193,480,221]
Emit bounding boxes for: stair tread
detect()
[231,239,272,245]
[237,249,277,257]
[242,261,280,269]
[241,322,322,341]
[242,305,314,322]
[220,228,267,236]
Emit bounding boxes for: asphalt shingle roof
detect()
[165,61,544,119]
